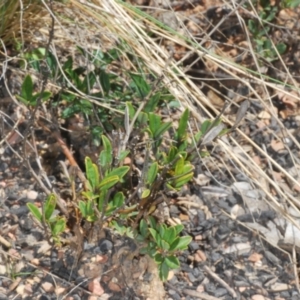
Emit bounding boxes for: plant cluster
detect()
[23,46,226,281]
[246,0,287,62]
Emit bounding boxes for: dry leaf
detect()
[108,279,122,292]
[258,110,271,119]
[194,174,210,186]
[207,90,224,108]
[277,90,299,110]
[248,252,262,263]
[270,140,285,152]
[88,278,104,296]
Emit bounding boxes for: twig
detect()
[182,289,220,300]
[0,236,11,248]
[203,265,237,298]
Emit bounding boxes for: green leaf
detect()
[102,135,112,153]
[166,147,177,163]
[20,75,34,102]
[16,95,29,105]
[148,216,158,230]
[85,73,97,93]
[165,256,180,269]
[99,175,119,190]
[41,91,52,101]
[174,156,185,176]
[112,192,124,208]
[78,201,87,217]
[44,194,56,221]
[173,224,184,235]
[99,70,110,94]
[289,0,300,8]
[182,163,194,174]
[130,73,150,98]
[27,203,42,223]
[137,112,148,125]
[170,235,192,251]
[177,108,189,142]
[154,253,163,264]
[147,162,158,184]
[108,166,129,179]
[159,261,169,281]
[99,135,113,169]
[98,190,107,212]
[163,227,177,245]
[144,93,160,113]
[148,113,161,136]
[139,247,148,255]
[173,171,194,189]
[158,224,166,238]
[276,43,287,55]
[154,122,172,140]
[85,157,99,191]
[118,150,130,162]
[63,56,73,71]
[86,199,94,215]
[149,228,160,245]
[161,239,170,250]
[201,120,212,135]
[82,190,98,201]
[141,188,151,199]
[51,218,66,236]
[125,102,136,120]
[139,219,148,238]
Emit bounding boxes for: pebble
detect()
[26,190,38,200]
[19,217,33,231]
[0,162,8,172]
[39,296,50,300]
[0,293,7,300]
[168,290,181,300]
[10,205,29,217]
[98,239,113,254]
[188,241,199,252]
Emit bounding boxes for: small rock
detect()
[188,241,199,252]
[194,250,206,262]
[7,194,18,201]
[41,281,54,293]
[0,265,6,275]
[98,239,113,254]
[0,163,8,172]
[214,288,228,297]
[251,295,265,300]
[16,284,25,295]
[0,293,8,300]
[19,217,33,231]
[26,190,38,200]
[187,272,197,283]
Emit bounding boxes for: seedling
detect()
[27,194,66,245]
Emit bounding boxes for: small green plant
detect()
[16,74,52,106]
[137,217,192,281]
[282,0,300,8]
[247,0,287,61]
[78,135,130,222]
[27,194,66,245]
[20,44,227,283]
[110,217,192,281]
